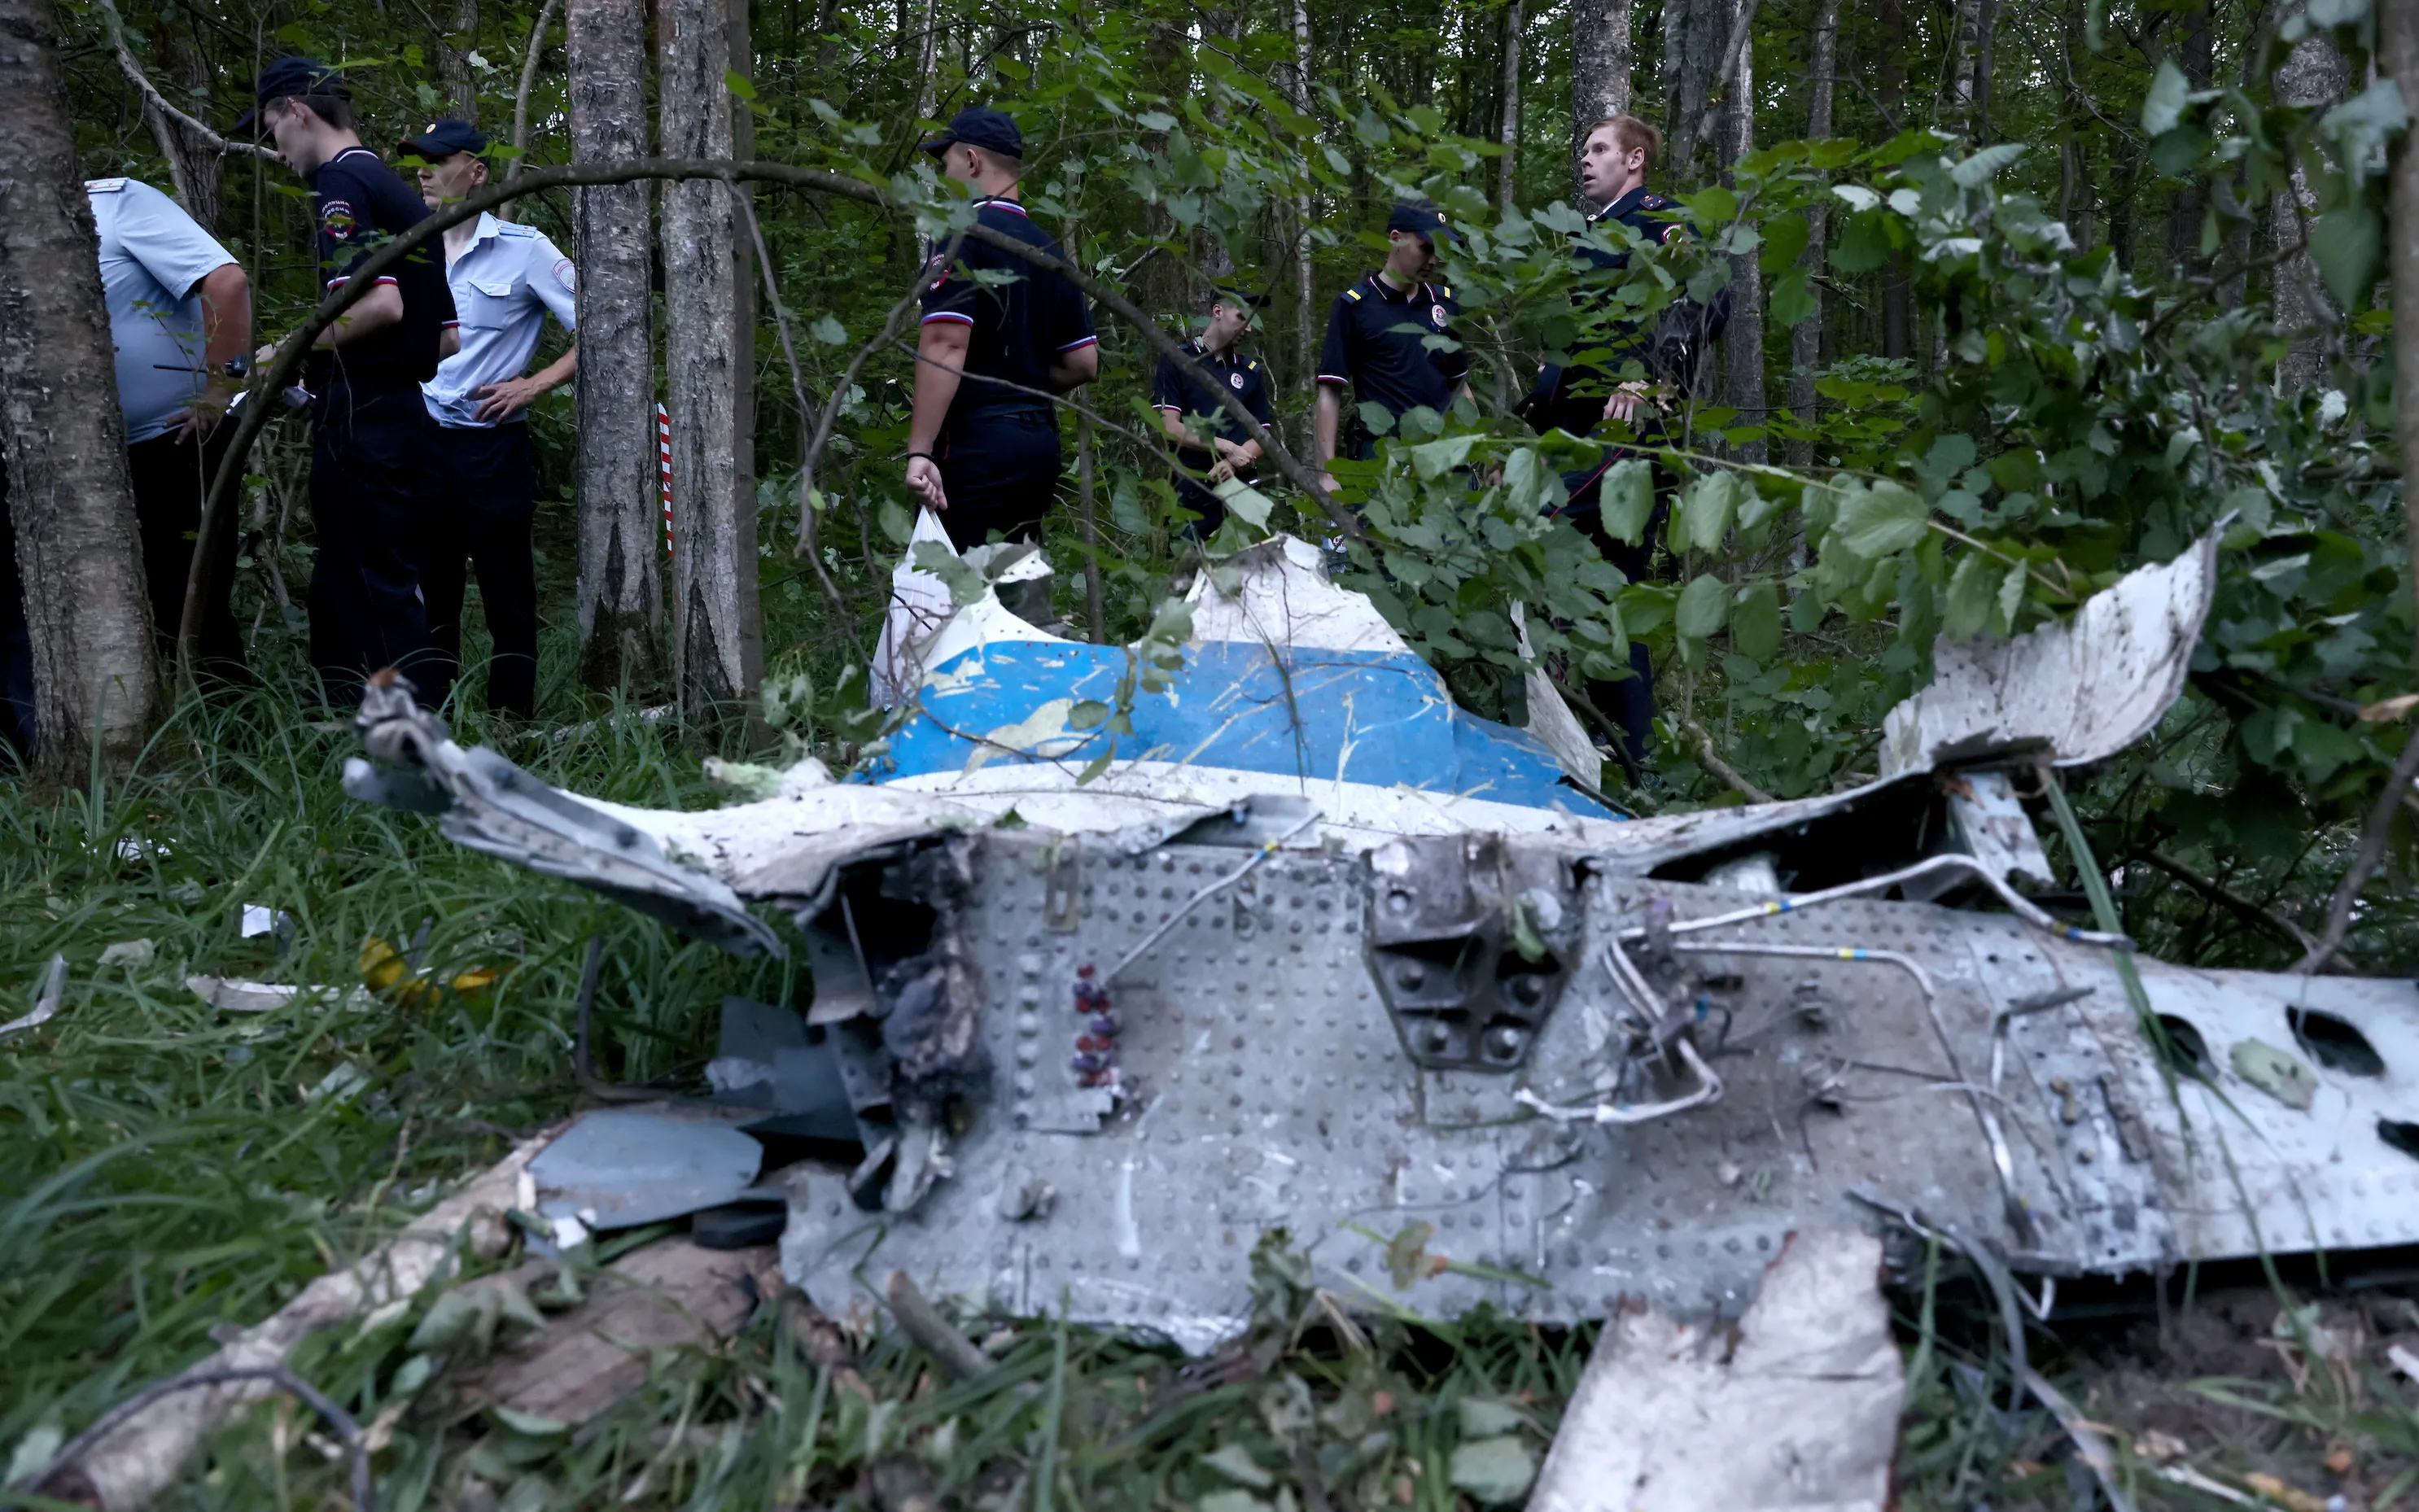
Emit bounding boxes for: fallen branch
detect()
[2294,733,2419,973]
[33,1130,557,1508]
[91,0,278,161]
[32,1366,370,1512]
[1679,713,1773,802]
[884,1269,995,1383]
[2137,849,2356,972]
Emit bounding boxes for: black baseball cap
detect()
[398,118,489,160]
[919,106,1023,160]
[234,55,349,134]
[1387,199,1456,246]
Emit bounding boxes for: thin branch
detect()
[733,190,850,623]
[505,0,562,189]
[1680,712,1773,802]
[92,0,277,160]
[2294,734,2419,972]
[797,228,964,548]
[2138,848,2357,971]
[34,1366,370,1512]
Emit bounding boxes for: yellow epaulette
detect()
[1344,287,1362,302]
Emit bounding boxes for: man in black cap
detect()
[240,57,457,710]
[1312,200,1468,495]
[1150,288,1273,539]
[903,105,1099,551]
[401,118,580,719]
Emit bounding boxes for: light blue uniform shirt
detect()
[88,178,238,444]
[421,213,578,430]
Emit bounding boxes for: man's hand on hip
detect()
[473,376,548,423]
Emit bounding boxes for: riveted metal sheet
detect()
[783,830,2419,1349]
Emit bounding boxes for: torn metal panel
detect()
[524,1106,763,1230]
[1880,528,2220,776]
[1526,1230,1904,1512]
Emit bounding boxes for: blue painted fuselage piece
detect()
[868,640,1620,819]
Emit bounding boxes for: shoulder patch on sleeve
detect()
[85,177,129,194]
[320,199,357,242]
[552,257,576,291]
[1660,224,1683,243]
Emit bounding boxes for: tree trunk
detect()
[1717,0,1765,465]
[433,0,481,120]
[1878,0,1912,358]
[567,0,667,694]
[1949,0,1995,137]
[1498,0,1524,216]
[1785,0,1838,470]
[1288,0,1315,382]
[660,0,749,721]
[1663,0,1723,181]
[0,0,160,776]
[2382,0,2419,635]
[2167,0,2214,265]
[1570,0,1632,194]
[728,0,763,726]
[2272,24,2346,395]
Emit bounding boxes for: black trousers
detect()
[415,422,538,718]
[1560,444,1670,767]
[936,409,1061,551]
[308,385,434,711]
[0,428,250,763]
[127,427,248,684]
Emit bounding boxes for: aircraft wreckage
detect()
[348,522,2419,1352]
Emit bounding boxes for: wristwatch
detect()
[219,356,251,380]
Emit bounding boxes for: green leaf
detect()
[1996,559,2028,634]
[1076,748,1115,785]
[810,315,846,344]
[1409,434,1481,481]
[1214,478,1275,529]
[1731,580,1781,662]
[1949,142,2025,187]
[1943,552,1993,640]
[1758,212,1810,273]
[1675,574,1730,640]
[1599,460,1656,546]
[1068,700,1112,731]
[1736,479,1779,537]
[877,498,914,546]
[1503,447,1563,513]
[724,69,757,101]
[2141,59,2190,135]
[1767,270,1818,327]
[1200,1444,1275,1489]
[1448,1437,1538,1505]
[1680,472,1738,553]
[2309,206,2382,312]
[1834,481,1929,558]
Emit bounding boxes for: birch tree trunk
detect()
[659,0,749,721]
[1717,0,1765,465]
[2272,24,2346,395]
[2381,0,2419,633]
[1497,0,1523,215]
[728,0,763,723]
[1878,0,1912,358]
[1570,0,1631,194]
[1785,0,1838,470]
[567,0,667,694]
[0,0,160,776]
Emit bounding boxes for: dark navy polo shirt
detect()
[308,146,457,391]
[1533,186,1686,435]
[919,197,1098,431]
[1150,339,1273,461]
[1316,273,1467,423]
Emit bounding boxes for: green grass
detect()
[4,561,2416,1507]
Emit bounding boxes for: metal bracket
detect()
[1364,835,1581,1071]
